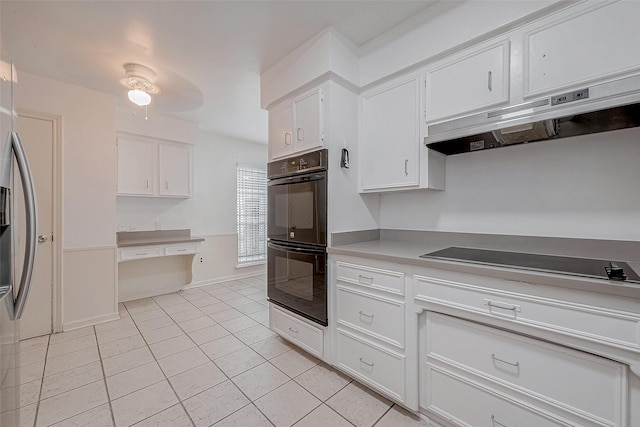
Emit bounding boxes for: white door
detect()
[158,143,192,197]
[361,73,421,191]
[117,137,157,196]
[293,90,323,153]
[426,41,509,122]
[269,104,293,160]
[14,114,54,339]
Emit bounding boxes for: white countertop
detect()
[328,231,640,299]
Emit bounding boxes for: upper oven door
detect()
[267,171,327,246]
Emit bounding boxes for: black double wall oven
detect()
[267,149,328,326]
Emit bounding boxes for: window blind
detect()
[236,164,267,265]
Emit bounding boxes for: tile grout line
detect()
[151,288,267,426]
[371,403,396,427]
[121,297,197,427]
[30,334,50,427]
[35,328,107,427]
[163,281,282,426]
[93,324,119,427]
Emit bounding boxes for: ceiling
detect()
[1,1,443,144]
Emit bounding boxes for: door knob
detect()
[38,235,48,243]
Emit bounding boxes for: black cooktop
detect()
[420,247,640,283]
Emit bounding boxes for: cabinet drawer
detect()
[336,261,404,295]
[336,286,404,348]
[119,247,163,261]
[336,330,405,402]
[165,244,198,256]
[425,367,568,427]
[427,313,626,426]
[269,305,323,358]
[414,275,640,350]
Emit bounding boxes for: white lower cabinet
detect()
[324,254,639,425]
[333,258,413,407]
[424,312,626,427]
[336,330,405,402]
[269,304,324,359]
[426,367,569,427]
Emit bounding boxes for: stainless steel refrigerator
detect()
[1,26,39,427]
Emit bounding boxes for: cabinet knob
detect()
[284,133,292,145]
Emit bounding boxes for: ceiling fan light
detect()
[128,88,151,106]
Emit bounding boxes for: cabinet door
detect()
[158,143,192,197]
[117,137,156,196]
[269,104,294,160]
[426,41,509,122]
[294,89,323,153]
[525,1,640,97]
[361,73,421,191]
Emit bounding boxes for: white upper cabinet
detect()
[294,90,324,153]
[360,71,445,193]
[269,103,294,160]
[426,40,510,123]
[158,143,192,198]
[117,135,193,198]
[524,0,640,98]
[117,137,157,196]
[269,88,324,160]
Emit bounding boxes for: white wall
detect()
[15,72,118,329]
[380,128,640,241]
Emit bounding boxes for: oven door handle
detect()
[268,242,326,255]
[268,172,326,187]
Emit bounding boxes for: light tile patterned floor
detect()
[17,276,427,427]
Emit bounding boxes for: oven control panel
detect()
[268,148,328,179]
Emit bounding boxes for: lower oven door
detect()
[267,241,327,326]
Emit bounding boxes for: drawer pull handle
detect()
[359,310,374,319]
[491,353,520,367]
[177,249,187,252]
[491,415,508,427]
[288,327,299,334]
[359,357,375,367]
[136,252,147,256]
[484,299,521,313]
[358,274,374,284]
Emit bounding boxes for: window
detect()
[236,164,267,265]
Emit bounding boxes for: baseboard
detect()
[63,312,120,331]
[118,283,184,303]
[187,272,265,289]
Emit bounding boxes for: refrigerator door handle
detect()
[11,131,37,320]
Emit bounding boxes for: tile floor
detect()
[17,276,427,427]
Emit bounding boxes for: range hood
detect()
[426,74,640,155]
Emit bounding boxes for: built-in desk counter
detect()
[117,229,204,262]
[116,230,204,301]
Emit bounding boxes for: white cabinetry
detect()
[360,71,445,193]
[334,259,411,405]
[117,135,193,198]
[426,40,510,122]
[524,0,640,98]
[158,143,192,197]
[424,312,626,427]
[269,88,324,160]
[269,303,324,359]
[116,137,156,196]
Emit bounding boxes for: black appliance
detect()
[267,149,328,326]
[420,247,640,284]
